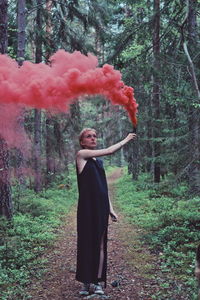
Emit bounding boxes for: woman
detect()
[76,128,136,296]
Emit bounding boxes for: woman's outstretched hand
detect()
[126,133,137,141]
[122,133,137,145]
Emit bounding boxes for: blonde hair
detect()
[79,128,97,147]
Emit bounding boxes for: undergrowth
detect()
[115,171,200,300]
[0,166,77,300]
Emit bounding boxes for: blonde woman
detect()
[76,128,136,296]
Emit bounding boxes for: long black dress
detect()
[76,158,110,286]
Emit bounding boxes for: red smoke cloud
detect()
[0,50,138,149]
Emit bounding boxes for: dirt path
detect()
[28,169,157,300]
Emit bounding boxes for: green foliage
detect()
[0,170,77,300]
[122,43,144,60]
[115,172,200,299]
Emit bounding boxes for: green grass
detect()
[115,171,200,300]
[2,166,200,299]
[0,167,77,300]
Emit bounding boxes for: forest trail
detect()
[28,168,157,300]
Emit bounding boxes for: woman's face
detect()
[80,130,97,149]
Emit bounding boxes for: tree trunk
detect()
[172,106,178,176]
[45,0,55,186]
[45,116,55,186]
[17,0,26,66]
[184,0,200,194]
[35,0,42,63]
[69,101,82,151]
[126,125,139,180]
[15,0,26,188]
[34,109,42,192]
[0,139,12,219]
[146,95,153,173]
[131,131,139,181]
[0,0,8,54]
[0,143,12,218]
[0,0,12,219]
[118,114,125,167]
[45,0,53,62]
[33,0,43,192]
[152,0,161,183]
[54,119,64,173]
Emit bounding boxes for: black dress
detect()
[76,158,110,286]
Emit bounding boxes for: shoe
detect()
[94,283,104,295]
[79,283,90,296]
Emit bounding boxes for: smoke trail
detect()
[0,50,138,149]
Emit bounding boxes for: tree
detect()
[15,0,26,187]
[0,0,12,219]
[48,0,109,56]
[17,0,26,66]
[152,0,161,183]
[33,0,43,192]
[0,0,8,53]
[182,0,200,194]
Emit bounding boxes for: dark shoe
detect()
[94,283,104,295]
[79,283,90,296]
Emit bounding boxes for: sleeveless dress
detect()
[76,158,110,286]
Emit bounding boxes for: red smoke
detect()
[0,50,138,148]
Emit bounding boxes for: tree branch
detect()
[181,0,200,100]
[183,41,200,100]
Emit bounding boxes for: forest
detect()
[0,0,200,299]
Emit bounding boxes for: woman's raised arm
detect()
[77,133,136,160]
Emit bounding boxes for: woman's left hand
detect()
[110,211,118,222]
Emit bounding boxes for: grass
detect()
[2,165,200,299]
[0,166,78,300]
[114,170,200,300]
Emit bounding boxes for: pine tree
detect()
[0,0,12,219]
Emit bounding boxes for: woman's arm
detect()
[77,133,136,160]
[109,197,118,222]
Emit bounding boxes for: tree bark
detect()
[16,0,27,188]
[146,93,153,173]
[54,120,64,160]
[45,0,54,62]
[0,139,12,219]
[0,0,12,219]
[69,101,82,154]
[0,0,8,54]
[45,116,55,186]
[45,0,56,186]
[34,109,42,192]
[183,0,200,194]
[131,131,139,181]
[33,0,43,192]
[17,0,26,66]
[152,0,161,183]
